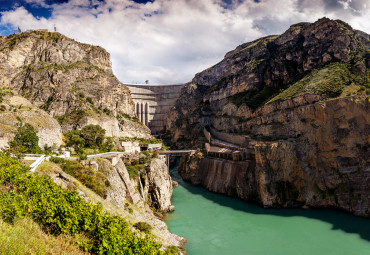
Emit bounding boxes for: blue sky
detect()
[0,0,369,84]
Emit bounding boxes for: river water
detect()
[165,164,370,255]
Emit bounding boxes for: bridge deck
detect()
[159,150,195,156]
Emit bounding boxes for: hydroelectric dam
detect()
[126,83,186,134]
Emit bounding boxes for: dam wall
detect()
[126,84,185,134]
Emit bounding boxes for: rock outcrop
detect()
[0,30,151,138]
[179,95,370,217]
[41,156,185,248]
[172,18,370,217]
[146,158,173,212]
[167,18,370,147]
[0,93,63,149]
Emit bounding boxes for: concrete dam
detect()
[126,84,185,134]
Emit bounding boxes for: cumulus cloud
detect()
[0,0,369,84]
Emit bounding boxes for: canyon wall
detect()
[179,96,370,217]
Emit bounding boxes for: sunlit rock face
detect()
[0,29,151,138]
[174,18,370,217]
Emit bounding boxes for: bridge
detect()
[159,150,196,156]
[158,150,195,170]
[125,83,186,134]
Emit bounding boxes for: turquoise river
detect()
[165,164,370,255]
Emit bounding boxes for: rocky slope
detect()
[170,18,370,217]
[0,29,150,138]
[0,91,63,149]
[167,18,369,147]
[39,156,185,249]
[145,158,174,212]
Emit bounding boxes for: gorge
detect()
[0,16,369,255]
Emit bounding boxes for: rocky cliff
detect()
[172,18,370,217]
[146,158,173,212]
[39,156,185,249]
[0,29,150,138]
[167,18,369,147]
[0,91,63,149]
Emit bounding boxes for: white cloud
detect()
[0,0,369,84]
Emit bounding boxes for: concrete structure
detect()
[121,141,141,153]
[126,84,185,134]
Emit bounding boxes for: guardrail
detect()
[29,155,46,172]
[87,152,124,159]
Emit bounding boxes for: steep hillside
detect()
[0,29,150,138]
[169,18,370,217]
[0,89,62,149]
[167,18,369,146]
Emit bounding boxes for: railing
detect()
[86,152,124,159]
[29,155,46,172]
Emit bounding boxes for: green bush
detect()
[64,125,114,153]
[0,154,163,254]
[50,157,107,197]
[80,125,105,149]
[133,222,152,234]
[8,123,42,155]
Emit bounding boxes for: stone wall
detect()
[126,84,185,134]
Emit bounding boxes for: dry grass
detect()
[0,217,87,255]
[36,161,62,173]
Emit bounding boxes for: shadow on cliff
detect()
[170,166,370,243]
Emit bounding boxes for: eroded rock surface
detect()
[0,30,150,138]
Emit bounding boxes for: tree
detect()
[101,137,114,152]
[64,130,85,153]
[81,124,105,148]
[8,123,42,154]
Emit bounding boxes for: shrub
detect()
[80,124,105,148]
[0,154,162,254]
[133,222,152,234]
[8,123,42,155]
[86,97,93,105]
[50,157,106,197]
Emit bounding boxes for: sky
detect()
[0,0,369,84]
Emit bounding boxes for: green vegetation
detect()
[56,110,88,125]
[0,217,86,254]
[268,62,370,104]
[117,113,145,126]
[7,122,42,155]
[134,222,152,234]
[120,136,163,145]
[64,124,115,155]
[126,151,158,179]
[50,157,109,197]
[0,154,163,254]
[229,86,280,109]
[0,88,14,103]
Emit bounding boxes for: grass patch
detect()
[117,113,145,127]
[50,157,109,197]
[126,164,146,179]
[267,62,369,104]
[0,217,86,254]
[0,88,14,103]
[0,154,162,254]
[229,86,280,109]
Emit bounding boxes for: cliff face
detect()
[173,18,370,217]
[167,18,369,147]
[42,156,185,248]
[146,158,173,212]
[0,93,63,149]
[179,95,370,217]
[0,30,150,138]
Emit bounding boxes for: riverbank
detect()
[166,163,370,255]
